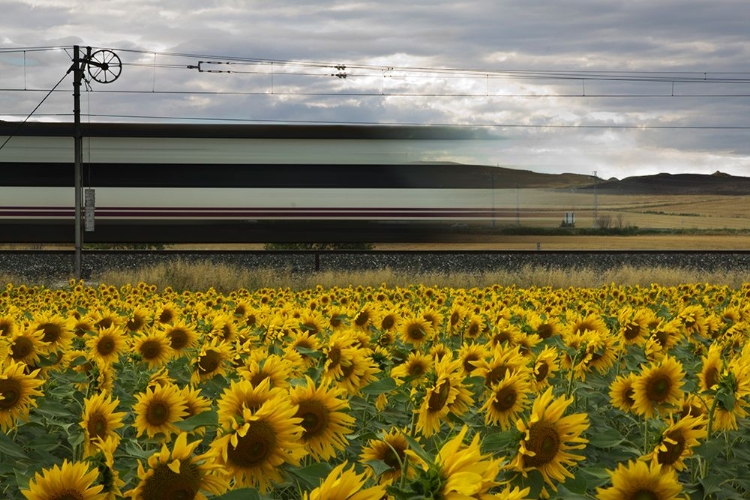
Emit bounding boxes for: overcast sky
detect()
[2,0,749,179]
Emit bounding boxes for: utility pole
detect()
[67,45,121,280]
[71,46,84,280]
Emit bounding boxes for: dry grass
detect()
[86,259,750,293]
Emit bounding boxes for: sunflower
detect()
[210,397,306,492]
[132,330,173,369]
[479,344,529,388]
[155,302,181,325]
[458,342,489,376]
[85,325,128,366]
[698,343,723,392]
[336,349,380,395]
[596,459,683,500]
[216,377,286,430]
[126,306,151,333]
[128,431,228,500]
[321,330,359,384]
[415,356,472,438]
[481,369,533,430]
[0,313,16,337]
[399,316,434,347]
[353,305,377,331]
[510,387,589,491]
[133,383,188,442]
[160,320,200,356]
[616,307,651,347]
[377,308,400,332]
[286,330,322,368]
[30,312,75,352]
[303,461,386,500]
[632,355,686,418]
[237,354,293,390]
[91,435,125,500]
[0,361,45,431]
[531,345,559,392]
[360,427,426,484]
[391,352,433,385]
[289,376,356,460]
[80,392,126,457]
[21,460,105,500]
[644,414,706,471]
[190,337,232,385]
[7,328,49,366]
[609,372,638,414]
[433,426,504,499]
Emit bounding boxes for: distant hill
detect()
[581,171,750,195]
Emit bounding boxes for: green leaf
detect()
[563,472,587,495]
[212,488,262,500]
[0,431,28,459]
[287,462,334,489]
[174,411,219,431]
[365,459,396,478]
[399,432,433,464]
[361,377,398,396]
[588,428,625,449]
[698,474,723,497]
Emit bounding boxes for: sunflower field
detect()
[1,279,749,499]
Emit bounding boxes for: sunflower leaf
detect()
[287,461,333,489]
[0,431,27,459]
[361,377,398,396]
[588,428,624,448]
[399,432,433,464]
[174,410,219,431]
[211,488,262,500]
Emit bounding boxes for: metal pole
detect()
[73,45,83,280]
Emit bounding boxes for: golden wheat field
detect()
[1,277,749,499]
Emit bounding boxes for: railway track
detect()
[3,249,750,283]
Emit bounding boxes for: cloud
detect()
[2,0,750,177]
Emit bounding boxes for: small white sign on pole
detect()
[84,188,95,232]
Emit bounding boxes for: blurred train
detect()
[0,121,519,244]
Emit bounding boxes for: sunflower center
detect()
[145,400,171,427]
[622,323,642,340]
[523,422,560,468]
[197,351,221,374]
[646,374,672,402]
[485,365,509,387]
[327,347,342,369]
[450,312,460,326]
[97,318,114,328]
[140,340,164,360]
[127,315,146,331]
[382,444,405,469]
[159,310,174,324]
[428,380,451,412]
[381,316,395,330]
[537,324,553,339]
[407,361,428,377]
[462,354,480,373]
[87,412,109,439]
[0,379,22,410]
[0,320,12,336]
[657,431,686,466]
[492,386,517,412]
[250,372,270,387]
[625,388,636,407]
[296,400,330,439]
[704,367,719,389]
[11,336,34,360]
[140,462,201,500]
[168,329,189,350]
[407,325,426,341]
[226,420,276,468]
[467,323,480,337]
[49,490,86,500]
[39,323,62,344]
[535,362,549,382]
[354,311,370,327]
[630,490,659,500]
[97,336,116,356]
